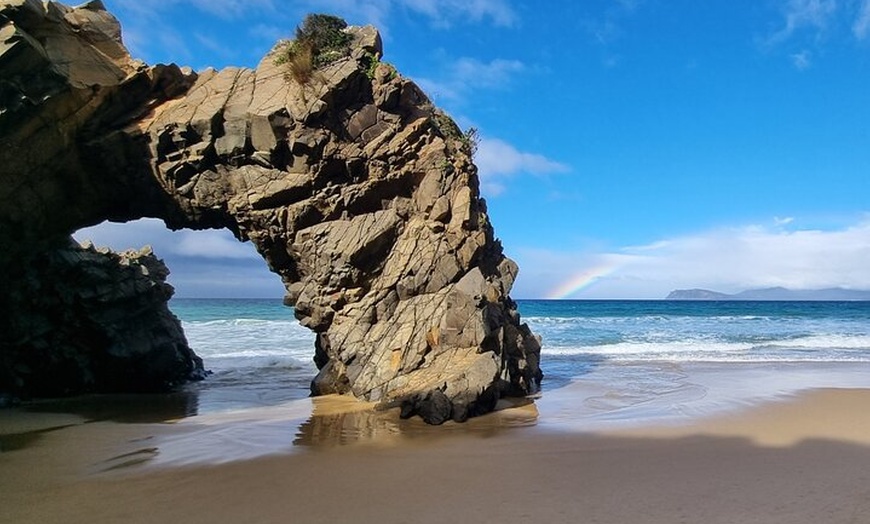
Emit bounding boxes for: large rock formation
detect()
[2,238,204,396]
[0,0,542,422]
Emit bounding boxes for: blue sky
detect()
[78,0,870,299]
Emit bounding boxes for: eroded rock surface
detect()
[0,0,542,422]
[2,238,203,396]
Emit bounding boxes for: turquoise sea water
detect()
[171,298,870,414]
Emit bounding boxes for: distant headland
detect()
[666,287,870,300]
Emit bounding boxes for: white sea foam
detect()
[180,308,870,365]
[168,299,870,418]
[182,319,315,361]
[538,334,870,362]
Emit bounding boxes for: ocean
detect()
[174,298,870,423]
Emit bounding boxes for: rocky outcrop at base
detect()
[2,238,204,397]
[0,1,542,422]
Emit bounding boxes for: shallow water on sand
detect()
[9,361,870,471]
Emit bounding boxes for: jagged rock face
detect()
[0,1,542,422]
[2,238,204,396]
[0,0,191,258]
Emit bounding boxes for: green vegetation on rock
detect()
[431,110,479,157]
[363,51,397,81]
[276,14,352,84]
[461,127,480,157]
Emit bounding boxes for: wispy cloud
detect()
[110,0,169,19]
[110,0,231,62]
[194,33,238,62]
[414,56,526,104]
[766,0,838,46]
[75,218,169,250]
[475,137,570,196]
[763,0,870,46]
[188,0,277,19]
[73,216,870,300]
[75,219,259,260]
[754,0,870,68]
[571,0,645,68]
[398,0,516,27]
[174,230,262,259]
[294,0,391,30]
[790,49,812,69]
[512,217,870,299]
[110,0,519,67]
[247,23,287,44]
[112,0,278,19]
[74,219,282,298]
[579,0,644,49]
[296,0,515,31]
[454,57,524,88]
[854,0,870,39]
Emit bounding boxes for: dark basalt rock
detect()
[2,239,204,397]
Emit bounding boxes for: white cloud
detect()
[247,23,287,44]
[580,0,644,49]
[188,0,277,19]
[70,216,870,300]
[74,219,282,297]
[194,33,238,60]
[112,0,277,19]
[398,0,516,27]
[511,217,870,299]
[757,0,870,66]
[414,77,463,102]
[164,264,284,298]
[790,49,812,69]
[74,218,173,251]
[76,219,260,260]
[854,0,870,39]
[475,137,570,196]
[110,0,519,69]
[296,0,515,30]
[174,230,261,259]
[413,56,526,104]
[294,0,391,30]
[453,57,524,87]
[767,0,838,46]
[110,1,201,62]
[756,0,870,66]
[585,18,623,46]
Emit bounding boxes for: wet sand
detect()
[4,386,870,524]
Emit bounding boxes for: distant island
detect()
[666,287,870,301]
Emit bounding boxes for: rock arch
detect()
[0,1,542,422]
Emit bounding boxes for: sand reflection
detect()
[293,396,400,447]
[147,395,539,468]
[295,396,540,448]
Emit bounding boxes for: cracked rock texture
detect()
[2,238,204,396]
[0,0,542,422]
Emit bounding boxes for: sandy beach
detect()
[4,375,870,524]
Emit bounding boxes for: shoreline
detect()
[5,363,870,523]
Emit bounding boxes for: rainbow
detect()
[546,263,618,299]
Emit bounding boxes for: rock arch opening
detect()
[73,219,317,412]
